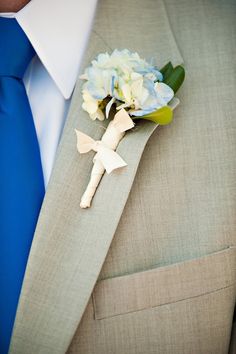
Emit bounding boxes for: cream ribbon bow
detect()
[75,108,135,174]
[75,131,127,174]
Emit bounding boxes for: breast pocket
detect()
[89,246,236,354]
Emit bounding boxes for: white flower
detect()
[81,49,172,120]
[116,73,149,111]
[82,90,104,121]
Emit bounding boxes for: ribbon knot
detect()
[75,108,135,174]
[75,130,127,174]
[93,140,105,152]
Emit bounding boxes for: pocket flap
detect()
[93,246,236,320]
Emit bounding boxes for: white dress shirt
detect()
[1,0,98,186]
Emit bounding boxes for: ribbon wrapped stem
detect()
[76,109,134,208]
[80,160,105,208]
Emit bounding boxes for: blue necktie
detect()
[0,18,45,353]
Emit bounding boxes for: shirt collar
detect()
[15,0,98,99]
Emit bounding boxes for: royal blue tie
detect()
[0,18,45,353]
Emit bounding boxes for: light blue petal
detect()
[143,78,157,97]
[86,82,106,100]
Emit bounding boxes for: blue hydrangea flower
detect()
[81,49,173,120]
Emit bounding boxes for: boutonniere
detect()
[75,49,185,208]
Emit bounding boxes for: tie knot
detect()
[0,17,35,79]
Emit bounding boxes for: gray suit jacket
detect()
[9,0,236,353]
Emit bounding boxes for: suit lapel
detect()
[10,1,183,353]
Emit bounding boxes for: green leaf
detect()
[164,65,185,93]
[160,61,174,81]
[133,106,173,125]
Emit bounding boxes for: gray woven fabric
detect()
[10,0,236,353]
